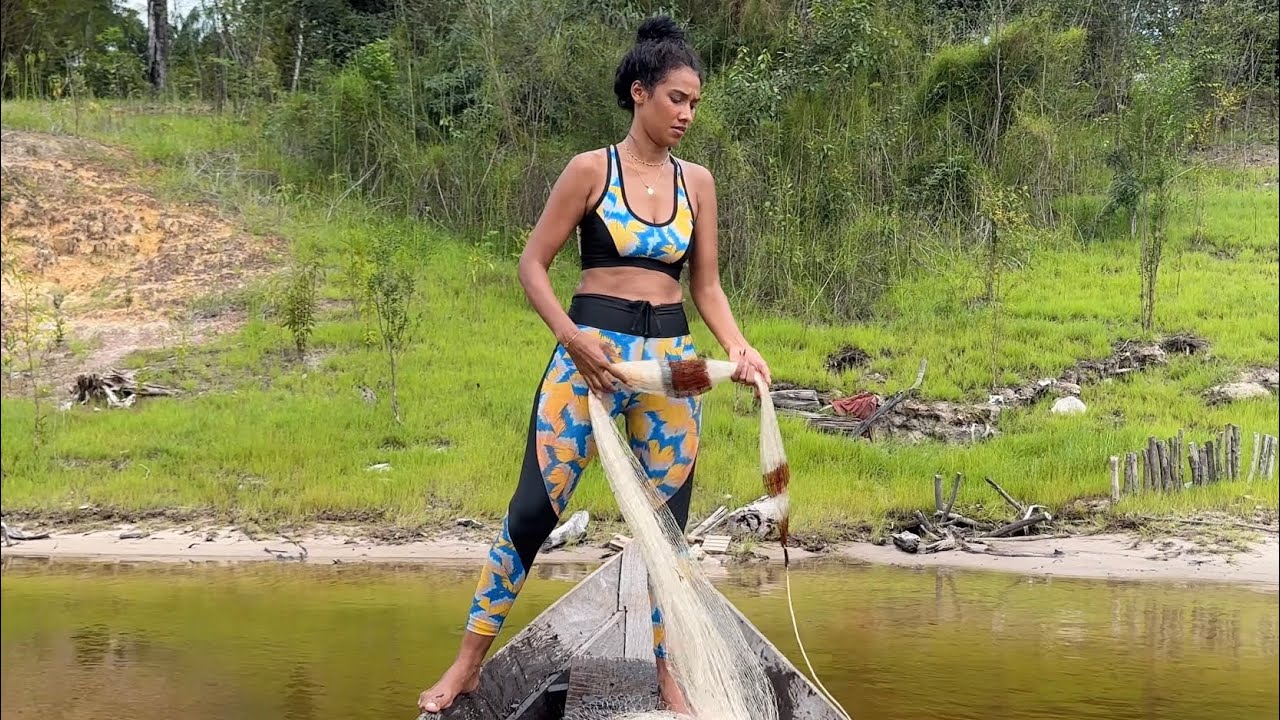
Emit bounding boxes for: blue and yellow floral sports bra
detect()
[577,145,695,281]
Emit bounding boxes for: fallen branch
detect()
[71,369,179,408]
[844,359,928,438]
[688,505,728,539]
[985,512,1051,538]
[913,510,941,540]
[924,531,957,553]
[983,476,1024,515]
[976,533,1073,542]
[958,537,1064,558]
[937,513,992,530]
[1,521,50,545]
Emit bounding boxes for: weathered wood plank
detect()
[440,553,624,720]
[562,657,659,720]
[618,544,654,661]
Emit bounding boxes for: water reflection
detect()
[283,664,320,720]
[2,557,1276,720]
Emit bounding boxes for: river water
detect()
[1,557,1276,720]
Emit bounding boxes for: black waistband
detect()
[568,293,689,338]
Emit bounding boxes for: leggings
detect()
[466,294,702,659]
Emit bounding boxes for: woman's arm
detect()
[518,152,597,344]
[685,163,771,386]
[517,151,621,396]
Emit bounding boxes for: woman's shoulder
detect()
[675,156,715,190]
[563,147,610,177]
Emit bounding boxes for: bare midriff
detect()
[575,266,684,305]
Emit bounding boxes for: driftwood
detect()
[769,389,822,412]
[543,510,589,551]
[688,506,729,540]
[935,513,991,530]
[913,510,941,540]
[986,511,1052,538]
[2,521,51,545]
[923,530,957,554]
[71,369,179,408]
[894,474,1054,555]
[958,537,1064,559]
[726,496,786,539]
[891,531,921,553]
[845,359,928,438]
[976,533,1072,542]
[807,359,929,440]
[984,476,1025,515]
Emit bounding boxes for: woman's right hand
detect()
[564,331,620,398]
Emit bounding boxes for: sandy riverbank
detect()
[2,523,1276,587]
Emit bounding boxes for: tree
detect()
[147,0,168,90]
[1105,55,1200,332]
[364,230,419,424]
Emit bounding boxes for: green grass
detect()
[2,101,1277,537]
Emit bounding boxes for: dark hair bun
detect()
[636,16,685,44]
[613,15,703,113]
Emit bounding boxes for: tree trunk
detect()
[389,347,401,424]
[291,17,305,92]
[147,0,168,91]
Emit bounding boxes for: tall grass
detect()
[3,69,1278,538]
[1,102,1276,535]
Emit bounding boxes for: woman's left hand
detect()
[728,345,771,389]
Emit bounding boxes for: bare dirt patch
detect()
[0,129,285,393]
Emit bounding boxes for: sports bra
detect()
[577,145,695,281]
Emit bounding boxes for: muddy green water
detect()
[1,557,1276,720]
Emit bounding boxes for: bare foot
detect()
[656,659,692,716]
[417,661,481,715]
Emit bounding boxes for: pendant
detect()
[646,186,655,196]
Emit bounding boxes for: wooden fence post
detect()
[1110,456,1120,502]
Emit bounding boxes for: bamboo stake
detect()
[1233,425,1242,480]
[1155,438,1171,492]
[1110,456,1120,502]
[1248,432,1261,482]
[1152,438,1162,486]
[1216,431,1226,481]
[1173,432,1184,488]
[1187,442,1200,487]
[1125,452,1139,494]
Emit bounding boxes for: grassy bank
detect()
[1,103,1277,539]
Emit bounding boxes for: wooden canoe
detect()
[432,545,847,720]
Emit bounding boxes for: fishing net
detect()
[582,358,786,720]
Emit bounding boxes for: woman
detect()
[418,15,771,715]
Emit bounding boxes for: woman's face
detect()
[632,65,701,147]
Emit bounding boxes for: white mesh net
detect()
[586,391,780,720]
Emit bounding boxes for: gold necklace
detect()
[622,139,669,196]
